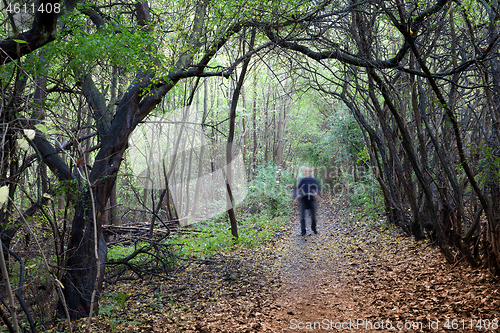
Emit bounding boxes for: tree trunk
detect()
[226,28,255,239]
[57,76,149,319]
[252,73,258,175]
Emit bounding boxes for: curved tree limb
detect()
[0,0,60,64]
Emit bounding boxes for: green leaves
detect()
[357,146,370,164]
[34,123,48,134]
[46,5,176,79]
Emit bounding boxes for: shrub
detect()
[349,171,384,219]
[244,163,295,218]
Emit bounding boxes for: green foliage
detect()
[323,108,365,165]
[245,162,295,218]
[48,10,166,74]
[166,214,287,259]
[357,146,370,164]
[107,243,149,263]
[99,292,142,333]
[112,292,128,309]
[293,105,366,182]
[107,163,293,262]
[467,142,500,186]
[145,163,293,259]
[349,171,384,220]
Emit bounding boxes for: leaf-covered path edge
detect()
[53,197,500,332]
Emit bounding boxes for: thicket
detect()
[3,0,500,331]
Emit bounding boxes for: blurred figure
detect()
[294,167,320,236]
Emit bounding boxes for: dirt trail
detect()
[270,200,368,332]
[266,198,500,333]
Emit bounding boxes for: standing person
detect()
[294,167,320,236]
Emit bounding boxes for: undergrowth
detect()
[167,214,288,259]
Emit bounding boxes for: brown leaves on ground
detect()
[273,197,500,332]
[51,197,500,332]
[53,237,288,332]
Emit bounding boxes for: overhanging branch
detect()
[0,0,60,64]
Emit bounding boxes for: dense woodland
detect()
[1,0,500,331]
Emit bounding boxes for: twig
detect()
[104,203,122,211]
[83,165,100,333]
[0,300,15,333]
[449,255,465,271]
[0,240,18,333]
[4,245,35,332]
[9,196,73,333]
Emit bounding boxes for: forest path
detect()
[77,197,500,333]
[266,197,500,332]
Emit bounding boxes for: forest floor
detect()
[58,197,500,332]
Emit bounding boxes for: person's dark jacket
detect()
[296,176,320,202]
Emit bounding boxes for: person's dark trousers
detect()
[300,199,317,235]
